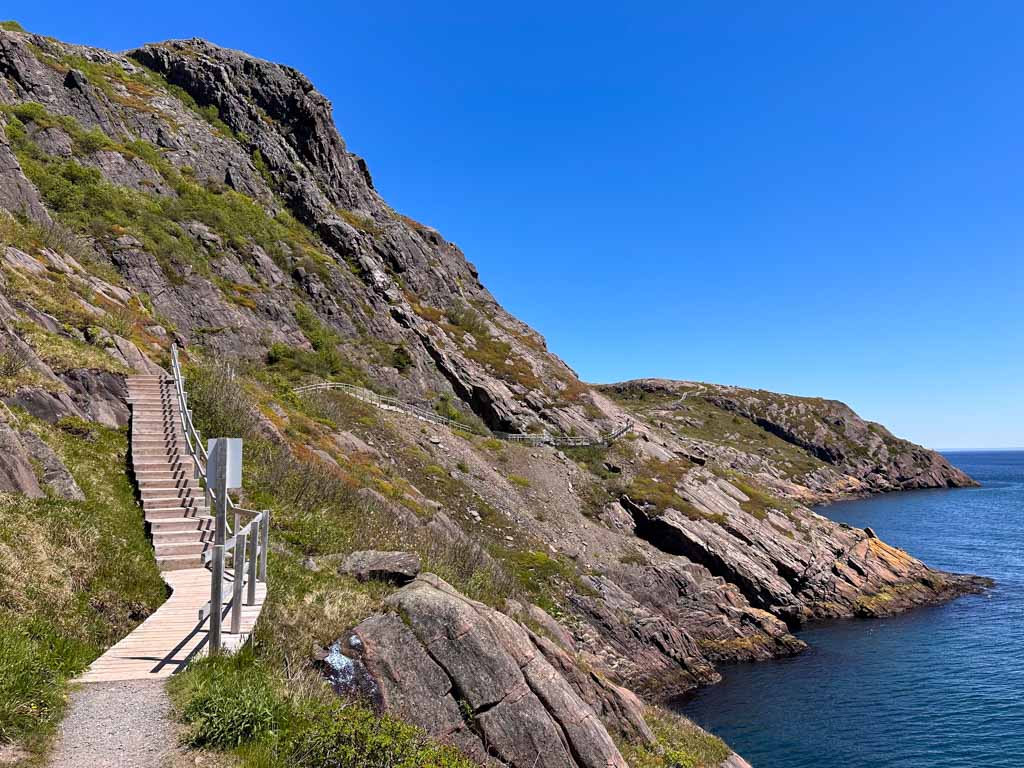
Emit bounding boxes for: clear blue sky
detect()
[11,1,1024,450]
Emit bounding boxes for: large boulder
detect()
[339,550,421,585]
[330,574,628,768]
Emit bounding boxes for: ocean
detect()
[674,451,1024,768]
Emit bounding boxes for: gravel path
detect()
[47,681,181,768]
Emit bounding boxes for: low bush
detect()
[618,707,731,768]
[169,653,475,768]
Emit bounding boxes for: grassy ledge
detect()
[0,414,165,756]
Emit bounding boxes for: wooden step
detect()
[149,516,215,533]
[155,541,209,557]
[145,506,207,519]
[137,479,198,489]
[142,492,204,504]
[153,529,215,544]
[156,554,205,571]
[142,493,203,505]
[145,508,208,522]
[132,439,188,449]
[134,458,194,471]
[137,480,200,492]
[135,468,196,481]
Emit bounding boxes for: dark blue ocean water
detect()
[674,451,1023,768]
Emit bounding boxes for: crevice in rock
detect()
[395,607,498,759]
[519,657,585,768]
[622,495,787,617]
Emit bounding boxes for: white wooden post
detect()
[230,530,246,634]
[212,439,227,547]
[246,520,258,605]
[259,510,270,582]
[209,544,224,653]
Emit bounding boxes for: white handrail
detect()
[170,346,261,532]
[171,345,270,652]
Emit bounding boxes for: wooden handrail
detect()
[171,344,269,653]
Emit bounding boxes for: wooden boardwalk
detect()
[78,374,267,683]
[79,570,265,683]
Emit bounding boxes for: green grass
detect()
[15,322,130,374]
[507,473,531,488]
[604,383,826,481]
[0,20,25,31]
[0,416,165,753]
[441,303,541,391]
[337,209,381,236]
[4,103,319,288]
[725,474,794,521]
[168,652,475,768]
[626,459,708,521]
[618,707,731,768]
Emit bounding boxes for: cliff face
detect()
[602,379,975,501]
[0,27,983,767]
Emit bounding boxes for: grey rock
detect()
[340,550,421,584]
[380,574,627,768]
[19,429,84,500]
[0,423,43,497]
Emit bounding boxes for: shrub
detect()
[0,339,29,377]
[337,209,381,236]
[618,707,731,768]
[390,344,413,372]
[171,652,282,749]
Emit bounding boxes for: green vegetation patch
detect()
[618,707,732,768]
[337,208,381,236]
[4,103,318,287]
[169,652,475,767]
[626,459,707,521]
[15,321,129,374]
[725,474,794,521]
[442,302,541,391]
[0,416,165,752]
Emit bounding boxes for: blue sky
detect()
[11,2,1024,449]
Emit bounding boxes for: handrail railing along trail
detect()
[170,345,269,651]
[293,381,632,448]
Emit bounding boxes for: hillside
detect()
[0,23,985,767]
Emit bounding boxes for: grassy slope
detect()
[165,360,730,767]
[0,414,166,757]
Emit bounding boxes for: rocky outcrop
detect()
[325,574,631,768]
[0,421,43,497]
[19,429,84,500]
[340,550,421,584]
[602,378,975,499]
[0,26,989,767]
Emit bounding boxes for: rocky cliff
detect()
[0,24,985,767]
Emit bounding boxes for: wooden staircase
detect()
[127,375,214,571]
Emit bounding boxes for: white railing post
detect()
[211,439,228,547]
[259,510,270,582]
[209,544,224,653]
[230,530,246,634]
[246,519,258,605]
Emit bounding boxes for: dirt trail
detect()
[47,681,181,768]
